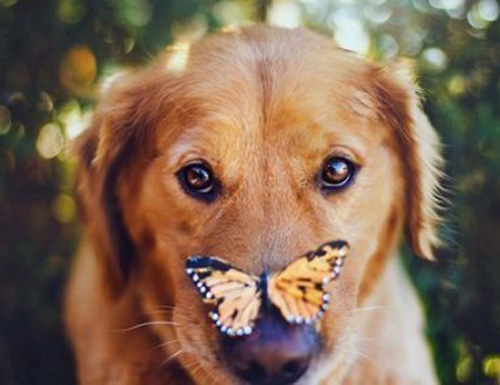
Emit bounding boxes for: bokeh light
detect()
[52,193,76,224]
[212,1,252,26]
[59,45,97,95]
[171,14,208,44]
[483,355,500,380]
[332,9,370,54]
[36,123,65,159]
[478,0,500,21]
[57,0,87,24]
[0,0,17,6]
[58,100,91,141]
[0,105,11,136]
[165,43,191,72]
[422,47,449,72]
[268,0,302,28]
[448,74,467,96]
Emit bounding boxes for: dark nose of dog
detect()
[222,311,317,385]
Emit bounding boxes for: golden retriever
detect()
[65,25,442,385]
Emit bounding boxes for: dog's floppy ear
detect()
[74,69,170,296]
[370,62,444,260]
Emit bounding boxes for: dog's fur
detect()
[65,26,442,384]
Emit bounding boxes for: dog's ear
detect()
[370,62,444,260]
[74,69,172,296]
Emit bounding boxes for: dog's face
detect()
[76,27,441,384]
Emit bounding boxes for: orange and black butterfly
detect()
[185,240,349,337]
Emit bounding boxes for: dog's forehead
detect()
[165,86,384,175]
[163,30,391,173]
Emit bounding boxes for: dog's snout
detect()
[223,311,317,385]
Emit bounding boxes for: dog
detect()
[65,25,443,385]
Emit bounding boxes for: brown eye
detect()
[177,162,219,202]
[321,157,356,190]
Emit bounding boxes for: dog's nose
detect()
[222,311,317,385]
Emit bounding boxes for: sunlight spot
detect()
[430,0,464,10]
[448,75,467,95]
[484,355,500,379]
[467,2,495,29]
[268,1,302,28]
[297,0,326,22]
[364,5,392,24]
[212,1,250,26]
[165,43,191,73]
[52,193,76,224]
[100,66,128,95]
[333,9,370,54]
[380,34,398,59]
[57,0,87,24]
[0,105,11,136]
[401,30,424,56]
[456,354,473,382]
[60,45,97,95]
[59,100,91,140]
[172,14,208,44]
[38,91,54,112]
[478,0,499,21]
[36,123,65,159]
[422,47,448,72]
[119,0,152,27]
[0,0,17,6]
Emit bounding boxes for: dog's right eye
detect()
[177,161,219,202]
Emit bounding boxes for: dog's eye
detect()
[177,162,218,202]
[320,157,356,190]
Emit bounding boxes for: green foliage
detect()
[1,1,499,384]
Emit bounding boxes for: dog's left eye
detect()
[320,157,357,191]
[177,161,219,202]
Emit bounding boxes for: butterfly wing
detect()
[267,240,349,324]
[186,256,261,337]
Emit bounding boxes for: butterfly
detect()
[185,240,349,337]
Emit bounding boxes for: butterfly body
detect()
[186,240,349,337]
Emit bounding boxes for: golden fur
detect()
[65,26,442,384]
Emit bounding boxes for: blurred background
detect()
[0,0,499,384]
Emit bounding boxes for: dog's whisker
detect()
[147,309,194,320]
[203,368,216,384]
[354,334,386,343]
[190,364,209,384]
[342,347,382,371]
[202,362,217,384]
[338,330,386,355]
[333,331,384,371]
[114,320,183,333]
[179,352,219,383]
[161,348,185,366]
[148,309,192,320]
[153,305,180,312]
[355,350,380,368]
[354,336,385,349]
[183,359,203,376]
[148,338,181,354]
[156,305,179,310]
[190,366,205,381]
[151,306,196,320]
[351,306,391,315]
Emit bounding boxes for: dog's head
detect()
[75,26,442,384]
